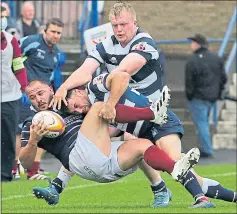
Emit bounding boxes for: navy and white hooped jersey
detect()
[21,114,83,170]
[87,73,151,137]
[88,28,164,102]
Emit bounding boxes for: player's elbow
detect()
[85,71,93,82]
[115,71,130,83]
[19,152,34,169]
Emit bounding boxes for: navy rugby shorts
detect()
[141,109,184,144]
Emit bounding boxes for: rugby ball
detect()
[32,111,66,138]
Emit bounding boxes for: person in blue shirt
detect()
[15,18,65,180]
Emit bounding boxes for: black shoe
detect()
[1,176,12,182]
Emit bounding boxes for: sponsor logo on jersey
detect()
[132,42,147,51]
[93,75,104,85]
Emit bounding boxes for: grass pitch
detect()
[2,164,236,213]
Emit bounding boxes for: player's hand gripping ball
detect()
[32,111,66,138]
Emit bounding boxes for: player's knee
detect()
[137,139,153,153]
[155,134,182,161]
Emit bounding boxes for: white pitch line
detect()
[204,172,237,177]
[2,172,236,201]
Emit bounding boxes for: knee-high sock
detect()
[52,169,73,194]
[202,178,236,202]
[144,145,175,173]
[180,171,205,200]
[115,104,154,123]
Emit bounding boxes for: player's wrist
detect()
[28,138,40,146]
[107,99,117,108]
[60,84,68,91]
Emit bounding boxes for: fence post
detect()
[91,0,98,27]
[218,7,236,57]
[212,7,237,126]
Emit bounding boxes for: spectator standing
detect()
[1,6,28,182]
[1,2,20,40]
[14,18,65,180]
[16,1,41,38]
[185,34,227,158]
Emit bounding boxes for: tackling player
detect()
[49,2,214,208]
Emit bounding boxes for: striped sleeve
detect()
[129,36,159,61]
[88,73,110,94]
[87,42,106,64]
[19,35,40,57]
[21,121,31,147]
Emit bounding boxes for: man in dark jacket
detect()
[185,34,227,157]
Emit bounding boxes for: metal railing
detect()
[79,0,99,53]
[212,7,236,126]
[78,0,91,53]
[154,38,236,45]
[154,8,236,127]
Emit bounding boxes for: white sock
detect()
[201,177,219,194]
[57,168,73,188]
[151,179,163,187]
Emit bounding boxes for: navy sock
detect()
[180,171,204,200]
[151,180,167,194]
[202,178,236,202]
[52,177,63,194]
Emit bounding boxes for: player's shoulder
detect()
[20,34,41,48]
[100,35,116,49]
[130,28,157,49]
[23,33,41,41]
[132,28,154,42]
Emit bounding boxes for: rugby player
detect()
[49,2,216,208]
[19,78,200,206]
[30,72,235,207]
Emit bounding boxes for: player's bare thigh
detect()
[116,138,152,171]
[79,102,111,157]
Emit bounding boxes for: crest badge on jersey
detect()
[36,49,45,59]
[93,75,104,85]
[132,42,147,51]
[109,57,118,64]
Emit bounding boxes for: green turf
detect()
[2,164,237,213]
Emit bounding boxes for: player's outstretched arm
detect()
[99,72,130,123]
[50,58,100,110]
[111,52,147,76]
[19,121,49,169]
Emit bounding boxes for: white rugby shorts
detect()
[69,131,137,183]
